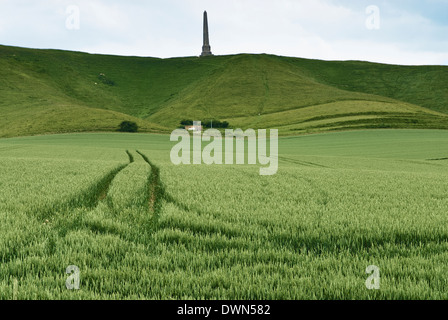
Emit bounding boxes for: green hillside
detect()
[0,45,447,137]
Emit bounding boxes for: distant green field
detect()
[1,130,448,299]
[1,45,447,138]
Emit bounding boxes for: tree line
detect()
[180,120,230,129]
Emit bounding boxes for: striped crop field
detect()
[0,130,448,299]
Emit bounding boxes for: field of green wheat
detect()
[0,130,448,299]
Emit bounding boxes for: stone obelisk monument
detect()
[201,11,213,57]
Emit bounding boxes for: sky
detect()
[0,0,447,65]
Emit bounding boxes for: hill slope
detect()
[0,45,447,137]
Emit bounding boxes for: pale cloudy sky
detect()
[0,0,447,65]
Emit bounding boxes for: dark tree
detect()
[119,121,138,133]
[180,120,194,126]
[203,120,230,129]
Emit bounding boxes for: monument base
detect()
[201,45,213,57]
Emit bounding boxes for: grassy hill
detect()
[0,44,447,137]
